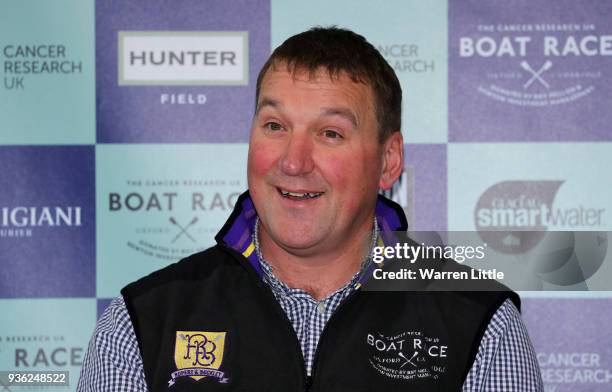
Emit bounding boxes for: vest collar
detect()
[215,190,408,277]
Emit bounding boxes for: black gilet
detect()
[122,245,519,392]
[122,193,519,391]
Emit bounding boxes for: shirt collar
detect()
[215,190,408,279]
[253,216,379,299]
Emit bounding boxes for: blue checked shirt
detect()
[78,226,543,391]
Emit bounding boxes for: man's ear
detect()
[379,131,404,190]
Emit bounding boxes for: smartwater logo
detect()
[118,31,248,86]
[476,180,563,231]
[474,180,606,254]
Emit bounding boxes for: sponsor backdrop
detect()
[0,0,610,390]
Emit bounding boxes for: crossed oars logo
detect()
[398,351,419,368]
[169,216,199,243]
[520,60,553,89]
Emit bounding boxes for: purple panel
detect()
[97,298,113,320]
[0,147,95,298]
[523,298,612,390]
[449,0,612,141]
[383,144,446,231]
[96,0,270,143]
[407,144,447,231]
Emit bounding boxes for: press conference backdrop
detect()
[1,0,611,390]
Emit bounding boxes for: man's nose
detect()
[279,132,314,176]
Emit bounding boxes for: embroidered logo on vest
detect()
[366,330,448,382]
[169,331,230,386]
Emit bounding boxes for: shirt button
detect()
[316,302,326,315]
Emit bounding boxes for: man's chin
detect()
[266,229,331,257]
[276,235,322,251]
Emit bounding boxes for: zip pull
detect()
[304,375,313,391]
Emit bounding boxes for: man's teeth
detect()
[280,190,322,199]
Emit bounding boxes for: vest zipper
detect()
[308,287,363,391]
[220,244,310,391]
[260,284,311,391]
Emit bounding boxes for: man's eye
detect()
[323,129,342,139]
[264,122,283,131]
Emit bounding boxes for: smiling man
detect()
[249,60,402,301]
[78,27,542,391]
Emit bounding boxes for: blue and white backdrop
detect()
[1,0,611,390]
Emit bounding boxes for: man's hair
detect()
[255,26,402,142]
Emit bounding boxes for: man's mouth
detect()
[278,188,324,200]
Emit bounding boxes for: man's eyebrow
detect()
[255,100,359,128]
[321,107,359,128]
[255,98,280,114]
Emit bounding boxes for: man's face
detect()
[248,65,401,257]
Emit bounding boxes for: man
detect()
[78,27,542,391]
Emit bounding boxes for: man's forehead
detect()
[257,64,374,107]
[264,60,369,87]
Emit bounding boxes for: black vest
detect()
[122,243,519,392]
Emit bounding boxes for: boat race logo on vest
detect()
[171,331,229,386]
[449,1,612,141]
[367,330,448,381]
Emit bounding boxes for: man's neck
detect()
[255,218,376,301]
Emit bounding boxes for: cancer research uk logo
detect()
[449,1,612,141]
[171,331,229,386]
[2,44,83,91]
[523,299,612,391]
[367,330,448,381]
